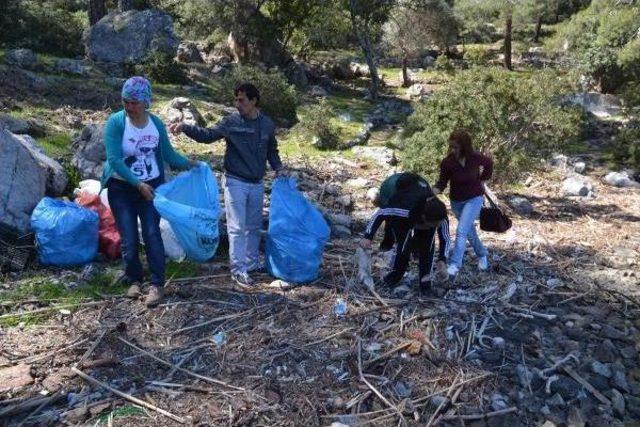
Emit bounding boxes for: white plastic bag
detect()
[74,179,109,209]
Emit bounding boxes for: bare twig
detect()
[71,367,186,424]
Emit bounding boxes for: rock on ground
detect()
[54,58,92,76]
[84,10,178,66]
[5,48,37,69]
[603,171,640,188]
[13,133,68,195]
[562,175,594,197]
[72,124,106,180]
[176,41,204,63]
[0,130,48,232]
[161,97,206,127]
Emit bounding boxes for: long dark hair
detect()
[449,129,474,159]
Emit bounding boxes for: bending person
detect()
[361,173,450,294]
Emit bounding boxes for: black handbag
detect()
[480,194,512,233]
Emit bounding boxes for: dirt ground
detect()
[1,152,639,426]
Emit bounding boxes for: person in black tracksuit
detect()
[360,173,450,293]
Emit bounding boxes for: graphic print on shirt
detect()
[122,118,160,181]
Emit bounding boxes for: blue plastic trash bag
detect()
[154,162,220,262]
[266,177,330,283]
[30,197,99,266]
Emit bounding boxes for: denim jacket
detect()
[182,111,282,183]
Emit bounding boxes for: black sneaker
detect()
[232,271,254,287]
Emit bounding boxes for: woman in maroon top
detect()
[433,129,493,277]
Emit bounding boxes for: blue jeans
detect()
[449,195,488,268]
[223,176,264,274]
[107,177,165,286]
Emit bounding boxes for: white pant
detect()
[223,176,264,274]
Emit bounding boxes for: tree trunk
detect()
[533,16,542,43]
[401,55,410,87]
[348,0,380,99]
[504,14,512,71]
[88,0,107,26]
[118,0,133,12]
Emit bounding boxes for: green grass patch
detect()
[95,405,147,425]
[166,260,199,280]
[37,133,72,158]
[0,270,127,326]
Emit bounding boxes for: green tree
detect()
[383,0,458,87]
[345,0,394,99]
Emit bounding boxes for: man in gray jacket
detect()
[169,83,284,286]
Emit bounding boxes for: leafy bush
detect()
[464,46,492,66]
[548,0,640,92]
[131,51,188,85]
[401,68,585,182]
[613,126,640,169]
[291,101,341,150]
[221,65,298,125]
[0,1,85,56]
[434,55,455,74]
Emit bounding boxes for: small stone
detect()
[490,393,508,411]
[603,171,640,188]
[345,177,368,188]
[509,196,534,215]
[491,337,506,349]
[336,195,352,208]
[610,389,625,417]
[394,381,412,398]
[601,325,626,340]
[547,393,565,407]
[573,161,586,174]
[366,187,379,203]
[594,339,618,363]
[627,395,640,417]
[431,395,446,408]
[550,377,581,400]
[611,370,630,392]
[562,175,593,197]
[567,406,586,427]
[621,346,638,359]
[546,278,562,289]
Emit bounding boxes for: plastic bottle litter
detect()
[212,331,226,346]
[334,298,348,316]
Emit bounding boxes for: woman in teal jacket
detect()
[101,76,196,307]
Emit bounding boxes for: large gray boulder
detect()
[72,124,105,180]
[84,9,179,65]
[0,130,50,232]
[12,134,68,195]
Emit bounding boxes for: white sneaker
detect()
[446,264,459,277]
[478,256,489,271]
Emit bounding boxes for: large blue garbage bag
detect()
[266,177,330,283]
[30,197,99,266]
[154,162,220,262]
